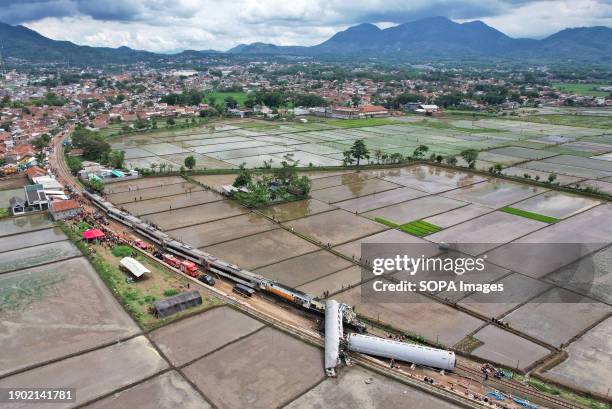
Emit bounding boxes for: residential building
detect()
[50,199,82,220]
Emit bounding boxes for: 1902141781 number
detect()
[0,388,76,402]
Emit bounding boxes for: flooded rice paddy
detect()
[104,157,612,396]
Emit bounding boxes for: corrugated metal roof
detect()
[154,291,202,318]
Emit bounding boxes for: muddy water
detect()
[427,211,547,256]
[459,273,552,318]
[0,213,52,238]
[105,176,185,194]
[183,327,323,409]
[363,195,466,224]
[423,204,492,228]
[513,191,600,219]
[442,179,547,209]
[122,190,223,216]
[141,142,187,155]
[109,182,202,204]
[311,178,400,203]
[376,164,487,193]
[84,372,212,409]
[209,145,292,160]
[0,227,66,253]
[0,336,168,407]
[192,140,270,154]
[254,250,353,287]
[543,317,612,396]
[334,187,427,213]
[260,199,335,222]
[204,229,319,270]
[145,200,246,231]
[309,172,368,190]
[470,325,550,370]
[503,288,612,346]
[168,213,277,248]
[0,257,139,376]
[0,241,81,273]
[285,209,387,246]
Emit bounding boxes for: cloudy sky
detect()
[1,0,611,52]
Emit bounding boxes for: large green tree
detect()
[233,164,252,187]
[184,155,196,170]
[32,134,51,152]
[65,156,83,173]
[71,127,110,161]
[412,145,429,160]
[460,149,479,169]
[349,139,370,166]
[108,150,125,169]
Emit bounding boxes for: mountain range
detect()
[1,17,611,65]
[228,17,612,62]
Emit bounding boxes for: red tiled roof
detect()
[359,105,388,113]
[12,144,36,156]
[25,166,46,179]
[52,199,79,213]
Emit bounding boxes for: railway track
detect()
[51,134,586,409]
[92,214,583,409]
[454,363,585,409]
[51,131,83,194]
[196,285,487,409]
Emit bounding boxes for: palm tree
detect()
[150,163,158,173]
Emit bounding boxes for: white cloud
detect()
[25,15,344,52]
[17,0,612,52]
[477,0,612,38]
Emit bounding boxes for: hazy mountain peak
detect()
[0,18,610,63]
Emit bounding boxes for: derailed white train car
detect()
[347,333,456,371]
[324,300,343,377]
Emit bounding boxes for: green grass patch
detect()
[518,114,612,130]
[398,220,442,237]
[398,224,428,236]
[374,217,442,236]
[374,217,399,228]
[552,82,611,97]
[500,207,559,223]
[206,91,249,105]
[163,288,179,297]
[0,208,8,219]
[111,245,134,258]
[527,379,561,395]
[513,374,609,409]
[75,221,91,233]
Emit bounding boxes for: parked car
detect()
[198,274,215,286]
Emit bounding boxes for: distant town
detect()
[2,57,611,172]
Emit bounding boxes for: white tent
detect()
[120,257,150,278]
